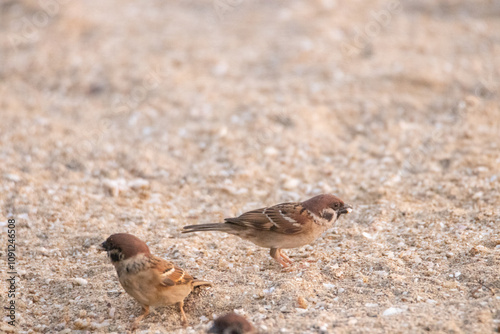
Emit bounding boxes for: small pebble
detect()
[382,307,406,316]
[264,147,279,156]
[362,232,373,239]
[74,278,88,286]
[283,178,300,190]
[5,174,21,182]
[297,296,308,309]
[74,318,88,329]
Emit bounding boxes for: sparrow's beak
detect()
[97,241,107,252]
[338,204,353,215]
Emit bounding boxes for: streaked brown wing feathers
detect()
[224,203,308,234]
[151,257,194,286]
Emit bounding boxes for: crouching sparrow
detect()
[100,233,211,328]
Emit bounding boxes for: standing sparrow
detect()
[208,312,255,334]
[183,194,352,267]
[100,233,211,328]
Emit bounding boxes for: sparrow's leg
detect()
[177,301,187,327]
[132,305,150,329]
[279,250,293,264]
[270,248,289,267]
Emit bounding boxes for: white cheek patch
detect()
[321,208,337,222]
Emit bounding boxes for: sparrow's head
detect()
[302,194,352,222]
[100,233,151,263]
[208,312,255,334]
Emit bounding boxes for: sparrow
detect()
[208,313,255,334]
[183,194,352,267]
[99,233,211,328]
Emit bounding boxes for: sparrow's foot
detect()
[178,301,188,327]
[279,250,293,264]
[270,248,291,268]
[132,305,150,330]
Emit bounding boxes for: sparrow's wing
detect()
[224,203,310,234]
[151,257,194,287]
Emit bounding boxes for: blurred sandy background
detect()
[1,0,499,333]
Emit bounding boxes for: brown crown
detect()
[301,194,345,216]
[101,233,151,260]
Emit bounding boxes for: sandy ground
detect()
[1,0,500,333]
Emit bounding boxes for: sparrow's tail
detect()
[192,279,212,288]
[182,223,240,234]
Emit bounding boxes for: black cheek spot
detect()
[323,212,334,221]
[110,253,120,262]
